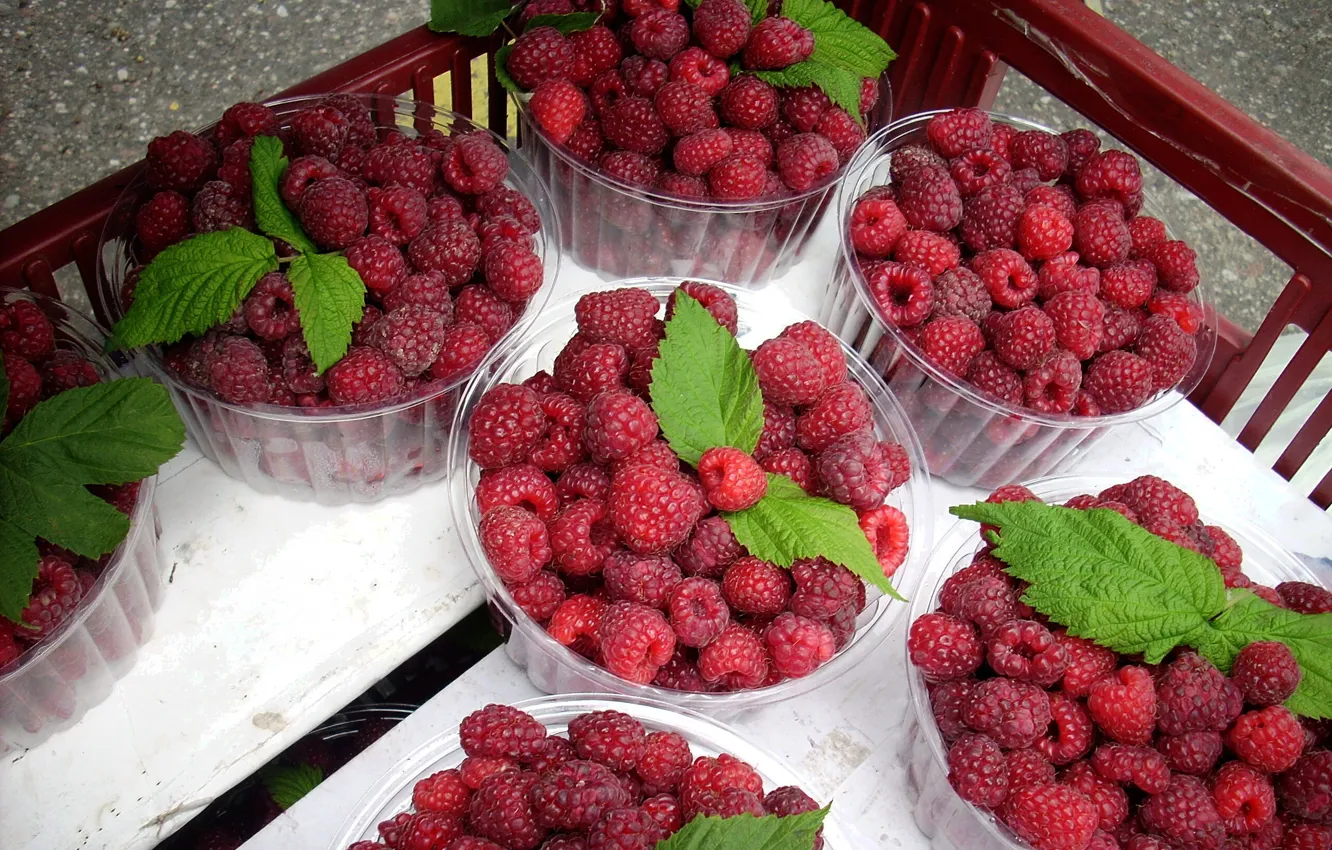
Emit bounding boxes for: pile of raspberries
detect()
[0,299,142,669]
[907,476,1332,850]
[467,283,911,692]
[514,0,882,203]
[348,703,827,850]
[850,108,1202,417]
[125,97,545,409]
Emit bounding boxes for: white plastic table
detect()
[6,235,1332,850]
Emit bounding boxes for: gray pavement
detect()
[1,0,1328,332]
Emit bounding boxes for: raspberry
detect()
[890,144,947,184]
[548,498,614,576]
[974,248,1039,309]
[366,187,429,246]
[918,316,985,376]
[987,306,1054,372]
[635,731,692,792]
[203,335,270,404]
[866,261,935,327]
[669,46,729,96]
[1085,665,1156,746]
[569,710,647,772]
[908,613,983,682]
[608,464,702,555]
[399,812,463,850]
[135,190,192,253]
[898,164,963,232]
[928,267,990,324]
[509,572,566,623]
[365,304,445,376]
[575,288,661,352]
[569,25,622,86]
[1278,581,1332,614]
[1146,291,1204,334]
[1155,652,1243,736]
[598,602,676,684]
[1139,774,1226,850]
[748,403,797,463]
[1077,150,1144,207]
[1121,475,1198,526]
[364,144,435,195]
[482,241,542,303]
[1058,128,1100,178]
[1156,730,1223,775]
[613,439,678,475]
[430,321,491,383]
[1057,632,1118,698]
[1010,131,1069,181]
[477,464,560,522]
[1229,706,1306,773]
[480,505,551,584]
[470,771,546,850]
[290,105,350,160]
[16,556,83,639]
[460,704,548,760]
[526,80,586,146]
[698,623,769,690]
[931,679,978,743]
[583,390,657,464]
[1285,824,1332,850]
[750,336,826,406]
[790,558,863,620]
[719,75,778,130]
[620,55,670,98]
[952,573,1023,639]
[476,186,541,234]
[1082,350,1154,413]
[653,82,716,139]
[673,128,733,176]
[1278,750,1332,821]
[1135,314,1197,392]
[556,341,629,403]
[458,755,520,792]
[773,325,843,394]
[1025,186,1077,221]
[1008,747,1057,789]
[715,556,787,616]
[781,86,831,133]
[0,299,55,364]
[763,612,835,678]
[950,148,1011,198]
[408,219,481,287]
[850,195,907,258]
[631,10,690,61]
[772,132,837,193]
[762,448,815,493]
[549,594,608,650]
[696,447,766,512]
[586,806,667,848]
[508,27,574,90]
[859,504,910,576]
[188,180,251,233]
[343,236,408,297]
[602,552,680,609]
[667,577,730,647]
[1063,761,1128,830]
[215,101,279,148]
[704,153,765,201]
[294,176,366,249]
[963,676,1054,751]
[948,732,1009,807]
[1041,290,1105,362]
[1099,260,1155,309]
[593,99,669,161]
[1036,257,1097,304]
[815,430,891,511]
[926,109,993,159]
[469,384,547,468]
[1074,203,1132,268]
[1002,783,1099,850]
[1213,761,1276,835]
[40,350,100,397]
[281,155,339,209]
[691,0,751,59]
[1017,204,1075,262]
[1091,743,1171,794]
[146,130,217,192]
[1128,215,1168,256]
[983,619,1066,687]
[674,516,741,578]
[323,345,406,406]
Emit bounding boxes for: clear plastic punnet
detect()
[448,277,932,716]
[823,110,1217,489]
[516,78,891,288]
[901,473,1321,850]
[96,94,561,505]
[0,289,166,749]
[331,693,859,849]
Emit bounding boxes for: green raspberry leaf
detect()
[649,292,764,468]
[782,0,896,81]
[262,764,324,811]
[0,516,39,623]
[287,252,366,374]
[495,43,522,95]
[112,228,278,348]
[950,502,1229,663]
[0,457,130,559]
[249,135,316,255]
[429,0,518,36]
[748,60,866,128]
[0,351,10,419]
[1,379,185,486]
[1207,590,1332,720]
[655,808,829,850]
[725,474,903,600]
[525,11,601,33]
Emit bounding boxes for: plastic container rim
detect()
[446,276,934,709]
[94,93,563,425]
[833,107,1219,430]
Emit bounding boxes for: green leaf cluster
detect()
[429,0,518,36]
[648,292,904,600]
[655,808,829,850]
[0,378,185,622]
[952,500,1332,719]
[113,135,366,373]
[262,763,325,811]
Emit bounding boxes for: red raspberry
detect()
[1135,314,1197,392]
[345,236,408,297]
[984,619,1067,687]
[1278,750,1332,821]
[608,464,702,555]
[1037,256,1098,303]
[815,430,891,511]
[750,336,825,406]
[928,267,990,324]
[742,16,814,70]
[667,577,730,647]
[214,101,279,149]
[669,46,729,96]
[366,305,446,376]
[926,108,993,159]
[948,732,1009,807]
[583,390,657,464]
[794,382,871,453]
[866,261,935,327]
[1059,128,1100,177]
[790,558,863,620]
[1278,581,1332,614]
[442,134,509,196]
[204,335,271,404]
[706,153,767,200]
[458,756,520,792]
[1121,474,1198,526]
[963,676,1053,750]
[16,556,83,639]
[631,10,690,61]
[691,0,751,59]
[575,288,661,352]
[1213,760,1276,835]
[953,574,1022,638]
[886,146,944,186]
[1229,706,1305,773]
[429,321,490,383]
[533,759,628,831]
[1099,260,1155,309]
[1008,747,1057,789]
[663,282,736,336]
[548,498,614,576]
[1284,824,1332,850]
[602,552,681,610]
[555,340,629,403]
[1156,652,1243,736]
[908,613,983,682]
[146,130,217,192]
[469,771,546,849]
[1157,731,1223,775]
[653,81,716,138]
[507,27,574,90]
[366,186,429,246]
[1077,150,1144,207]
[894,231,960,276]
[1017,204,1075,262]
[509,572,566,623]
[378,812,415,848]
[1091,743,1171,794]
[0,299,56,362]
[1095,304,1140,353]
[781,86,831,133]
[598,602,676,684]
[950,148,1011,198]
[897,164,963,232]
[399,812,463,850]
[135,190,191,253]
[696,447,766,512]
[548,594,608,650]
[213,137,253,193]
[1063,761,1128,830]
[937,554,1009,615]
[931,679,977,743]
[752,402,797,462]
[859,504,910,577]
[477,464,559,522]
[761,447,815,494]
[635,730,692,792]
[675,516,742,578]
[408,219,482,286]
[1082,350,1154,413]
[850,195,907,258]
[1146,291,1204,334]
[763,613,835,678]
[39,350,100,397]
[484,242,543,303]
[480,505,551,584]
[988,306,1054,371]
[775,133,839,192]
[460,704,548,760]
[1128,215,1168,255]
[475,185,540,234]
[672,128,733,176]
[1057,632,1118,698]
[680,754,764,816]
[1002,783,1099,850]
[918,316,985,376]
[569,25,622,86]
[964,185,1022,251]
[364,144,435,195]
[1086,665,1157,746]
[290,105,350,159]
[281,155,339,208]
[698,623,769,690]
[469,384,547,468]
[1036,691,1095,765]
[586,806,666,848]
[656,170,707,198]
[973,248,1038,309]
[640,794,684,834]
[718,556,789,616]
[1074,203,1132,268]
[1043,290,1105,361]
[1027,185,1078,221]
[1010,130,1069,181]
[1139,774,1226,850]
[529,79,587,145]
[719,75,778,130]
[294,176,366,250]
[569,710,647,772]
[777,323,844,391]
[620,55,669,98]
[191,180,253,233]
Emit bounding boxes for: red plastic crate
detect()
[3,1,1331,503]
